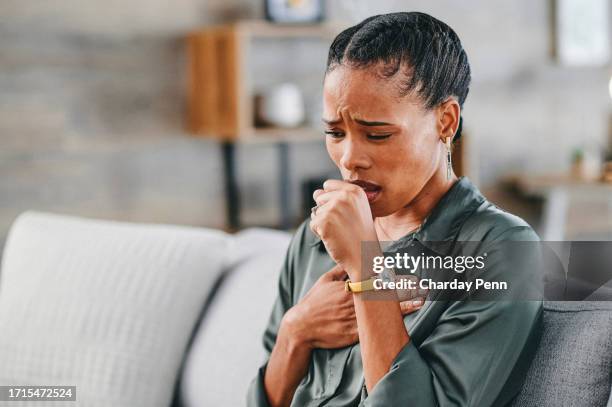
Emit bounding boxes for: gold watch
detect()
[345,277,377,293]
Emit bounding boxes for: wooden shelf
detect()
[190,126,324,144]
[233,126,323,144]
[186,20,344,141]
[505,173,612,197]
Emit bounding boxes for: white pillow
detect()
[0,211,229,407]
[180,227,291,407]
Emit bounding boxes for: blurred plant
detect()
[571,148,584,164]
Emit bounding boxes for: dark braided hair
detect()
[326,12,470,141]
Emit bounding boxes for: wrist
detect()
[346,238,384,281]
[280,306,313,351]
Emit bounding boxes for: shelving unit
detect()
[185,20,344,230]
[186,19,343,140]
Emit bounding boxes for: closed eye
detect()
[367,134,392,140]
[324,131,344,139]
[324,131,393,140]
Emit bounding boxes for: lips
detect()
[348,180,382,203]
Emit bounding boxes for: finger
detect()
[313,188,325,200]
[309,209,328,237]
[399,298,425,315]
[309,217,320,238]
[313,191,335,206]
[323,179,355,192]
[339,298,356,312]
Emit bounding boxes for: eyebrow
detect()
[321,118,394,126]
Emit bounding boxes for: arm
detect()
[360,300,542,406]
[309,180,415,392]
[262,312,313,407]
[360,227,544,406]
[354,295,410,392]
[247,224,362,407]
[257,265,364,407]
[250,215,428,406]
[350,248,410,392]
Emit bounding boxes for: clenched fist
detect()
[310,179,379,279]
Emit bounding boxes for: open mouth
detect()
[348,180,382,203]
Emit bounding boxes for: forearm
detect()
[263,313,312,407]
[349,247,410,392]
[353,295,409,392]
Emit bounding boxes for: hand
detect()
[395,274,430,302]
[282,265,426,350]
[282,265,356,349]
[310,180,378,278]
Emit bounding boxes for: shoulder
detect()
[459,200,540,242]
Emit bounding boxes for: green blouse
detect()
[247,176,543,407]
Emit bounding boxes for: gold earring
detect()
[445,136,452,180]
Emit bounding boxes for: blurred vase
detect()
[259,83,305,128]
[571,147,603,180]
[582,150,603,180]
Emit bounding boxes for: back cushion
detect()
[511,302,612,407]
[180,227,291,407]
[0,211,229,407]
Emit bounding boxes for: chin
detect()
[369,202,393,218]
[371,192,413,217]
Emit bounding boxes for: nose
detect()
[339,137,370,172]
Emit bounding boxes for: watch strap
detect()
[345,277,376,293]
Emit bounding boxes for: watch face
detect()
[265,0,323,23]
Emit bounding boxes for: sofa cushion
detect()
[511,301,612,407]
[179,227,291,407]
[0,211,229,407]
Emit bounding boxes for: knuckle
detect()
[349,184,361,194]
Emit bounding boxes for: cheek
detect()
[383,136,438,188]
[325,140,340,165]
[387,138,426,173]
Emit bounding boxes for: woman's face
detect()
[322,64,446,218]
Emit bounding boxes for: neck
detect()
[376,169,458,241]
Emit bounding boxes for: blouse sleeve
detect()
[246,224,301,407]
[360,226,544,407]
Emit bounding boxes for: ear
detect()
[436,98,460,143]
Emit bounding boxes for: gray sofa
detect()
[511,302,612,407]
[0,212,610,406]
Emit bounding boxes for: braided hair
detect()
[326,12,470,142]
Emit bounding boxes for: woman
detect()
[248,12,542,407]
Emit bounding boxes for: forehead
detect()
[322,65,423,120]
